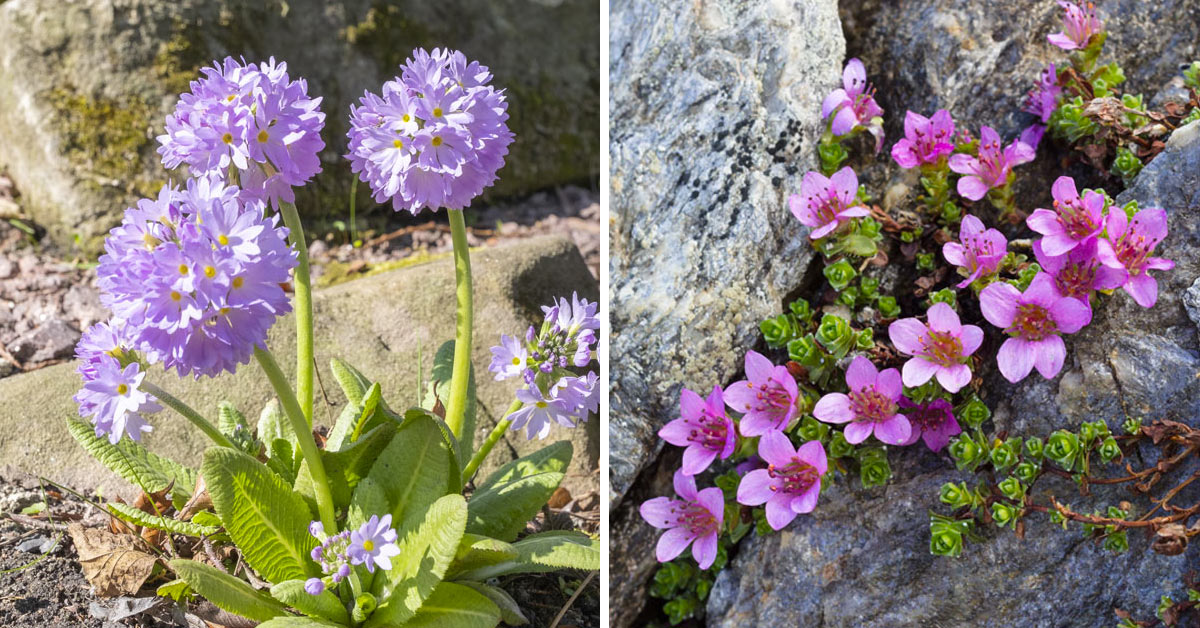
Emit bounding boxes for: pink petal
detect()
[1023,273,1060,309]
[942,242,966,267]
[842,421,874,445]
[876,368,904,405]
[997,337,1035,383]
[843,58,867,93]
[1095,237,1124,269]
[888,318,928,355]
[1094,265,1129,290]
[809,221,839,240]
[657,418,694,447]
[757,430,796,467]
[936,363,972,394]
[1133,208,1169,241]
[1145,257,1175,271]
[801,170,832,197]
[1050,175,1078,203]
[821,88,849,119]
[1040,232,1080,257]
[744,350,773,383]
[948,153,977,176]
[681,445,718,476]
[1032,335,1066,379]
[1105,209,1129,241]
[837,205,872,219]
[830,167,859,205]
[902,357,939,388]
[697,487,725,525]
[958,214,985,239]
[1047,32,1080,50]
[926,302,962,335]
[796,440,828,475]
[892,140,919,169]
[956,175,990,201]
[639,497,681,529]
[692,532,719,569]
[1050,296,1092,333]
[845,356,878,391]
[873,414,912,445]
[787,194,807,222]
[736,469,776,506]
[791,485,820,515]
[903,110,928,139]
[673,470,698,501]
[813,393,853,424]
[1032,239,1066,274]
[960,324,984,356]
[679,388,705,421]
[922,418,960,452]
[656,526,694,563]
[979,282,1022,328]
[738,412,781,437]
[722,381,758,414]
[764,496,797,531]
[1124,272,1159,308]
[705,385,725,416]
[831,107,858,136]
[1026,208,1065,238]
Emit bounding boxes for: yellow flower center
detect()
[432,107,443,118]
[170,291,182,302]
[511,357,521,365]
[178,264,189,275]
[204,265,217,278]
[218,234,229,246]
[226,95,236,102]
[362,540,375,551]
[117,384,128,395]
[393,139,404,149]
[219,307,230,315]
[222,132,234,144]
[257,129,269,143]
[536,401,548,409]
[402,113,411,123]
[431,136,443,147]
[232,276,245,289]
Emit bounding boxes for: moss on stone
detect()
[317,249,451,288]
[45,86,161,199]
[153,21,210,96]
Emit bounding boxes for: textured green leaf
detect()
[218,402,248,437]
[257,618,341,627]
[365,494,467,627]
[330,357,372,407]
[170,559,290,623]
[445,534,518,579]
[457,531,599,580]
[107,502,219,538]
[67,417,196,501]
[203,447,317,583]
[466,443,572,542]
[270,579,350,624]
[267,438,298,485]
[295,423,395,510]
[401,582,500,628]
[258,399,296,454]
[423,340,476,464]
[369,412,457,530]
[327,364,400,452]
[155,578,191,602]
[457,581,528,626]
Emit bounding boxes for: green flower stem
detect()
[444,209,474,440]
[254,347,336,530]
[141,382,235,450]
[277,199,315,426]
[461,399,522,483]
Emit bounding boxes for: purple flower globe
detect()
[346,48,514,214]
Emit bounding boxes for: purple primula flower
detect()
[813,356,910,445]
[980,273,1092,382]
[304,578,325,595]
[541,292,600,367]
[891,110,956,169]
[1026,176,1106,256]
[948,126,1036,201]
[1025,64,1063,123]
[347,48,514,214]
[736,431,827,530]
[348,514,401,574]
[821,58,885,152]
[898,398,960,452]
[307,522,357,593]
[1096,207,1175,307]
[1047,0,1103,51]
[488,334,529,380]
[888,302,982,394]
[723,350,799,436]
[943,214,1008,288]
[1033,238,1127,310]
[507,383,577,440]
[788,167,871,240]
[639,470,724,569]
[73,356,160,444]
[659,386,736,475]
[158,57,325,207]
[75,321,130,381]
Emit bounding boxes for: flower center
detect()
[431,136,443,147]
[511,357,521,365]
[848,387,897,424]
[204,265,217,278]
[1007,303,1057,341]
[432,107,443,118]
[687,407,730,452]
[736,379,793,427]
[116,383,129,395]
[677,502,719,537]
[222,132,234,144]
[919,330,963,367]
[218,234,229,246]
[402,113,411,123]
[807,189,847,227]
[170,291,182,302]
[1052,198,1098,238]
[232,276,244,289]
[257,129,269,143]
[1113,219,1161,275]
[178,264,189,275]
[393,138,404,149]
[535,401,548,409]
[1054,261,1096,299]
[905,404,948,432]
[767,458,819,495]
[362,540,374,552]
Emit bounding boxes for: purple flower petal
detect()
[656,526,694,563]
[873,414,912,445]
[997,337,1035,383]
[845,356,878,391]
[1032,335,1067,379]
[888,318,928,355]
[980,282,1021,328]
[692,532,719,569]
[813,393,853,424]
[796,440,828,475]
[842,421,874,445]
[1124,272,1159,308]
[736,469,776,506]
[902,357,939,388]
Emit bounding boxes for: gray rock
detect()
[704,122,1200,627]
[7,319,80,363]
[0,0,599,251]
[0,236,598,500]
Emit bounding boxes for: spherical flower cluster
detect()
[157,57,325,207]
[347,48,514,214]
[96,177,298,378]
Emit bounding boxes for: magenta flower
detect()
[813,356,910,445]
[658,386,737,476]
[821,58,885,151]
[1024,64,1062,123]
[888,302,983,394]
[891,110,956,169]
[639,470,724,569]
[1026,176,1106,256]
[1047,1,1103,51]
[1033,238,1127,310]
[898,398,960,452]
[948,126,1036,201]
[736,431,827,530]
[788,167,870,240]
[1096,207,1175,307]
[943,214,1008,288]
[980,273,1092,382]
[723,350,799,437]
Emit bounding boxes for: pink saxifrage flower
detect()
[813,356,911,445]
[788,167,870,240]
[658,386,737,476]
[1033,238,1127,311]
[639,470,725,569]
[898,397,961,452]
[1096,207,1174,308]
[1026,176,1106,256]
[821,58,885,152]
[943,214,1008,289]
[891,110,956,169]
[980,273,1092,382]
[724,350,799,437]
[948,126,1036,201]
[736,431,827,530]
[888,302,983,394]
[1047,1,1103,51]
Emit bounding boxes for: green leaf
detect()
[424,340,476,464]
[156,578,192,602]
[400,582,500,628]
[456,531,599,580]
[258,399,297,453]
[67,417,196,501]
[270,580,350,625]
[331,357,372,407]
[257,618,342,628]
[295,423,395,510]
[467,442,571,542]
[170,559,290,623]
[457,581,528,625]
[203,447,318,583]
[218,402,248,437]
[445,533,519,579]
[368,411,458,530]
[267,438,298,485]
[365,494,467,627]
[107,502,219,537]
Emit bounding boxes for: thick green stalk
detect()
[254,348,336,530]
[461,400,523,483]
[142,382,235,450]
[444,209,474,439]
[277,199,315,426]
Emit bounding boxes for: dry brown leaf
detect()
[548,487,573,509]
[68,523,157,597]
